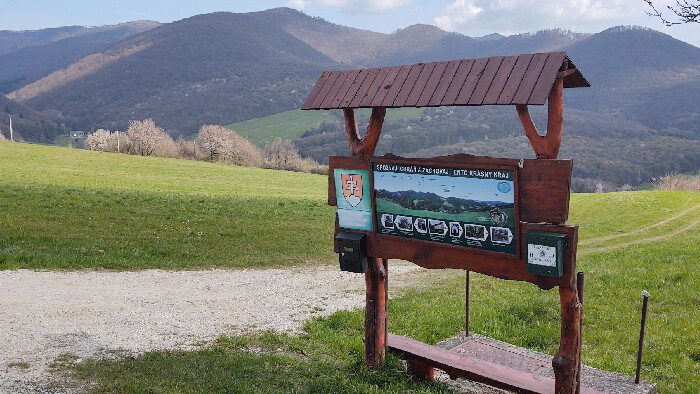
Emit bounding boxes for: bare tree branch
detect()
[645,0,700,25]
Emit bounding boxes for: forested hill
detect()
[0,94,62,142]
[6,8,699,140]
[9,10,340,135]
[0,21,159,93]
[1,8,698,187]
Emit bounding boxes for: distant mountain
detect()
[2,8,698,187]
[565,26,700,135]
[0,26,85,56]
[0,21,159,93]
[10,10,338,135]
[0,94,62,142]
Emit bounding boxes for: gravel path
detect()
[0,262,424,392]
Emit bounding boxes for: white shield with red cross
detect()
[341,173,363,207]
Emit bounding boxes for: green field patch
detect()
[228,107,425,146]
[0,142,334,270]
[228,110,331,146]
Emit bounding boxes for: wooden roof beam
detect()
[343,107,386,157]
[517,77,564,159]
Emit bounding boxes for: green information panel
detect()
[373,163,516,254]
[334,169,373,231]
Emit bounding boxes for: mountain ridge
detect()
[0,8,697,187]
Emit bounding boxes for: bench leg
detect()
[407,359,435,380]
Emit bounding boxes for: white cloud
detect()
[292,0,413,14]
[285,0,311,11]
[433,0,483,31]
[433,0,650,35]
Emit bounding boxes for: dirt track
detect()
[0,263,424,392]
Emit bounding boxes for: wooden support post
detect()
[407,359,435,380]
[553,285,582,393]
[343,107,386,157]
[365,257,388,368]
[342,106,388,370]
[577,272,585,394]
[516,77,564,159]
[465,271,471,335]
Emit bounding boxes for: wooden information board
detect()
[329,153,578,290]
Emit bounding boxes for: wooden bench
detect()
[388,333,606,394]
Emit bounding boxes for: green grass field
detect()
[228,108,424,146]
[0,142,335,269]
[1,141,698,392]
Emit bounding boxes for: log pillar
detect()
[342,107,388,369]
[365,257,388,368]
[553,285,582,393]
[516,77,564,159]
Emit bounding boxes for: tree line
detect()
[84,119,326,174]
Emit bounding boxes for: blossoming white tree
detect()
[197,125,263,166]
[85,129,113,151]
[126,119,173,156]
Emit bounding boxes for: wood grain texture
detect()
[441,59,475,105]
[497,54,534,104]
[517,78,564,159]
[393,63,425,107]
[343,107,386,156]
[339,69,371,108]
[429,59,462,106]
[553,285,582,393]
[530,52,566,104]
[455,57,489,104]
[367,66,399,107]
[483,55,518,104]
[512,53,548,104]
[365,257,388,369]
[302,71,330,110]
[468,56,504,105]
[302,53,589,109]
[404,62,436,107]
[307,71,342,109]
[353,67,383,108]
[381,65,412,107]
[389,334,602,394]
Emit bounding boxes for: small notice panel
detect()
[334,169,373,231]
[525,231,566,277]
[373,163,516,255]
[528,244,557,267]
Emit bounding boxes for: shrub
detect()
[85,129,113,151]
[197,125,263,167]
[126,119,175,157]
[654,173,700,191]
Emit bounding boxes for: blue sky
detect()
[3,1,698,47]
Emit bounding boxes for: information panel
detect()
[373,163,516,254]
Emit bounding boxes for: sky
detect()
[2,0,698,47]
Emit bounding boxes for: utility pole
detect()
[9,115,13,142]
[116,130,120,153]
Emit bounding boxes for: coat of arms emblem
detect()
[341,173,363,207]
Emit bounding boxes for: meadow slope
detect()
[0,142,334,269]
[0,142,698,392]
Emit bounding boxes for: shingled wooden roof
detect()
[302,52,588,110]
